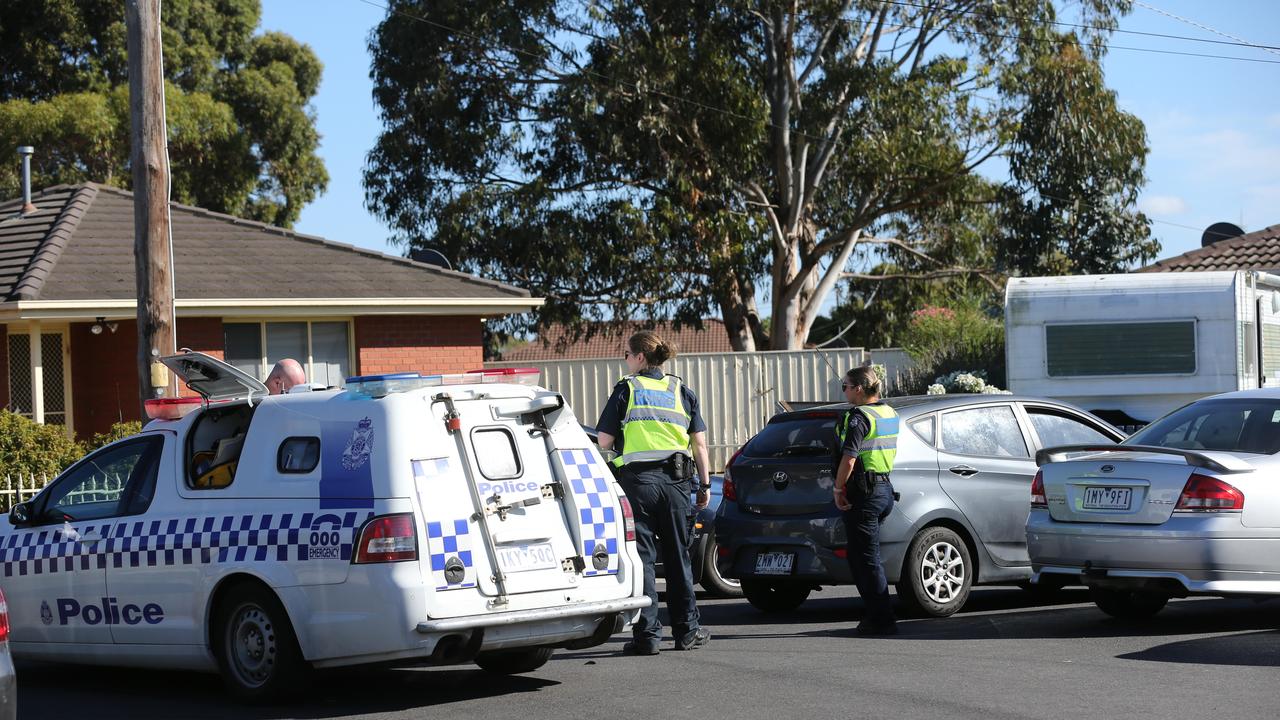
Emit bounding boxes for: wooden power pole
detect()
[125,0,176,416]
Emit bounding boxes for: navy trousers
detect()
[843,479,897,626]
[618,466,701,644]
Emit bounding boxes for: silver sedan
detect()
[1028,388,1280,618]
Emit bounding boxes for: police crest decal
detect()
[40,600,53,626]
[341,417,374,471]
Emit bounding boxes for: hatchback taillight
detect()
[1175,473,1244,511]
[618,496,637,542]
[722,446,744,502]
[0,587,9,643]
[1030,470,1047,508]
[353,514,417,563]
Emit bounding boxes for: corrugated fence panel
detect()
[488,348,911,469]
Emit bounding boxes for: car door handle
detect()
[949,465,979,477]
[75,532,103,544]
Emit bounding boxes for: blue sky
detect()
[261,0,1280,267]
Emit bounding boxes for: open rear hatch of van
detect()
[415,389,633,618]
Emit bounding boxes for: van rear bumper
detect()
[416,596,650,634]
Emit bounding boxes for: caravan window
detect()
[1046,321,1196,376]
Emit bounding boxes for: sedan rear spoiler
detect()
[1035,444,1255,474]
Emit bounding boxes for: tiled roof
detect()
[1139,224,1280,273]
[498,320,733,361]
[0,183,531,302]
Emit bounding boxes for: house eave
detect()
[0,297,545,321]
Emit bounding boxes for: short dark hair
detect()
[844,366,881,396]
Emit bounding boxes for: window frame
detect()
[1018,403,1124,451]
[277,436,321,474]
[27,435,164,526]
[469,426,524,480]
[937,402,1031,460]
[222,317,355,387]
[1043,319,1198,378]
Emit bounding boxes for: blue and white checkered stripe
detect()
[0,512,371,578]
[412,457,451,482]
[558,448,619,576]
[425,518,475,590]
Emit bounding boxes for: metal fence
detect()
[0,472,124,512]
[0,473,50,512]
[487,348,913,470]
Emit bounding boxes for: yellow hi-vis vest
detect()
[835,403,899,474]
[612,374,692,467]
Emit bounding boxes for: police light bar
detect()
[345,368,541,398]
[144,396,204,420]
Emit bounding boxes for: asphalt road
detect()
[16,585,1280,720]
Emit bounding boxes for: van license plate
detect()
[1083,486,1132,510]
[755,552,794,575]
[496,542,558,573]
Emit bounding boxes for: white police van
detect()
[0,352,646,699]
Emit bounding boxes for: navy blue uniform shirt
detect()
[596,368,706,455]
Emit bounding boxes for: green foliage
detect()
[0,410,85,479]
[86,421,145,453]
[898,303,1006,394]
[0,0,326,227]
[365,0,1154,350]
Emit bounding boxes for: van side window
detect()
[278,437,321,473]
[471,428,522,479]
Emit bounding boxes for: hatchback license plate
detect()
[755,552,795,575]
[496,542,558,573]
[1083,486,1132,510]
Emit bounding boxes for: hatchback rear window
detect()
[745,415,838,457]
[1127,398,1280,454]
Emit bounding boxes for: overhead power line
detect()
[1133,0,1280,57]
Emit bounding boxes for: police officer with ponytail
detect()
[597,330,711,655]
[833,366,900,635]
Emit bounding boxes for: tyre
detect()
[213,583,307,702]
[741,580,811,613]
[474,647,554,674]
[897,526,973,618]
[699,537,743,598]
[1090,587,1169,620]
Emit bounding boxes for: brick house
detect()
[1139,223,1280,273]
[0,183,541,438]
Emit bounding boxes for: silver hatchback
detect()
[714,395,1124,617]
[1028,388,1280,619]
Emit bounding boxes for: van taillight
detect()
[1030,470,1047,508]
[722,446,744,502]
[1175,474,1244,511]
[354,514,417,563]
[0,587,8,643]
[618,496,637,542]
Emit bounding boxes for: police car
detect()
[0,352,647,700]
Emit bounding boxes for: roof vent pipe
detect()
[17,146,35,214]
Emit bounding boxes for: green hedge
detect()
[0,411,143,481]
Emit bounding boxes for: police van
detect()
[0,352,646,699]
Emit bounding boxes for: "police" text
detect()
[57,597,164,625]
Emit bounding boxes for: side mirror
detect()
[9,502,30,526]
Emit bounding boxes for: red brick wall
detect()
[354,315,483,375]
[71,317,226,439]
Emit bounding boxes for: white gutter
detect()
[0,297,544,321]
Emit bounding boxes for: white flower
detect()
[980,385,1010,394]
[927,383,947,395]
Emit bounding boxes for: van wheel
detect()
[474,647,554,674]
[213,583,307,701]
[700,538,743,598]
[741,580,810,613]
[897,526,972,618]
[1090,587,1168,620]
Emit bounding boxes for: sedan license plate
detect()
[1083,486,1132,510]
[754,551,795,575]
[496,542,558,574]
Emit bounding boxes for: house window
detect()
[224,321,352,387]
[1046,321,1196,377]
[6,330,70,428]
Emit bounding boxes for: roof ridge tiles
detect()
[8,185,99,301]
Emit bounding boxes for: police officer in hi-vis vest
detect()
[597,330,712,655]
[833,365,900,635]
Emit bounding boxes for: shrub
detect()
[0,410,86,480]
[86,421,144,452]
[899,302,1005,394]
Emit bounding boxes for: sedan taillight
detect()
[1030,470,1047,508]
[1175,474,1244,511]
[353,513,417,563]
[722,446,744,502]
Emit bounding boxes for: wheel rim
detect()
[919,541,966,604]
[226,603,277,689]
[711,544,740,588]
